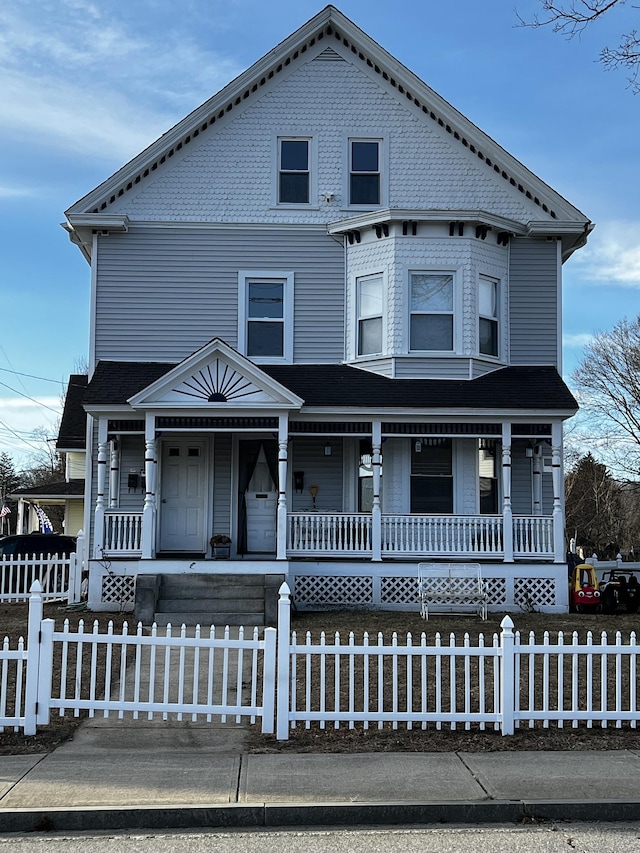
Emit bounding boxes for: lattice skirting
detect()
[101,574,136,606]
[292,571,561,610]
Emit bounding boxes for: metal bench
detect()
[417,562,488,620]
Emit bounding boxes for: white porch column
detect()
[141,414,157,559]
[109,440,120,509]
[93,417,108,558]
[276,415,289,561]
[501,423,514,563]
[551,422,565,563]
[371,420,382,562]
[16,498,25,535]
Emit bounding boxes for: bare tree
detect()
[519,1,640,91]
[572,315,640,477]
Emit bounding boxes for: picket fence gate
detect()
[3,582,640,738]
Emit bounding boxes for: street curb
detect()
[2,799,640,834]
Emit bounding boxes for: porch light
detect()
[324,441,332,456]
[415,440,422,452]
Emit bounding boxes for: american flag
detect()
[32,504,53,534]
[0,503,10,518]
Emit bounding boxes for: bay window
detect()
[410,272,454,351]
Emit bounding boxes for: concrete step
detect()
[158,585,265,602]
[156,597,265,614]
[160,574,265,598]
[153,611,264,627]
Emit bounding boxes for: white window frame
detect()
[238,270,294,363]
[408,270,459,354]
[274,135,317,208]
[345,136,387,208]
[356,273,385,358]
[478,274,500,359]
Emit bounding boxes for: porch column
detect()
[141,414,157,559]
[501,423,514,563]
[532,446,543,516]
[551,422,565,563]
[93,417,108,558]
[16,498,25,535]
[109,439,120,509]
[371,420,382,562]
[276,415,289,561]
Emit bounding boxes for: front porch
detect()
[99,510,557,561]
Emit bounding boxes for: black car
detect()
[0,533,76,559]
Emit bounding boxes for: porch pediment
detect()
[127,339,304,411]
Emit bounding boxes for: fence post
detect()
[261,627,277,734]
[23,581,44,735]
[36,619,54,725]
[69,529,84,604]
[276,582,292,740]
[500,615,515,736]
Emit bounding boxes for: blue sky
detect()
[1,0,638,467]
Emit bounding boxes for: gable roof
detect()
[65,5,590,253]
[83,360,577,415]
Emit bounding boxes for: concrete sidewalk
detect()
[2,718,640,833]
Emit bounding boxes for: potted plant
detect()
[210,534,231,559]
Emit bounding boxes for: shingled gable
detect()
[125,338,304,411]
[63,5,591,260]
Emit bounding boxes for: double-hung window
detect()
[238,271,294,362]
[479,439,499,514]
[409,273,454,351]
[350,139,381,205]
[411,438,453,513]
[278,138,309,204]
[356,274,383,356]
[479,275,499,357]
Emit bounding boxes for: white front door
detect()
[245,446,276,553]
[159,440,207,552]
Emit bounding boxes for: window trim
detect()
[274,135,317,208]
[355,272,385,358]
[344,136,387,209]
[478,274,500,359]
[408,270,458,354]
[238,270,294,363]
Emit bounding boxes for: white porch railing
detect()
[382,515,504,556]
[513,516,554,558]
[287,513,372,555]
[104,512,143,555]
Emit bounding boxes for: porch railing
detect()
[287,513,372,555]
[513,516,554,557]
[104,512,143,555]
[382,514,504,556]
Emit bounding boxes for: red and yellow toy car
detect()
[569,563,601,613]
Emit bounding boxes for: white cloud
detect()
[573,221,640,287]
[0,185,37,198]
[563,332,594,349]
[0,0,243,163]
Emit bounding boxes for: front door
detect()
[245,446,277,553]
[159,440,207,552]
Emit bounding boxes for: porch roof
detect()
[9,479,85,500]
[82,361,577,413]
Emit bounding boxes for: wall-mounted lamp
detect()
[324,441,332,456]
[415,440,422,453]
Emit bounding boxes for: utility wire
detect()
[0,366,66,385]
[0,379,62,414]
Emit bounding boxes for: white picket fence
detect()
[0,551,81,604]
[3,582,640,738]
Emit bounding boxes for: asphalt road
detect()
[1,824,640,853]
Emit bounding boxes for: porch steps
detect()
[153,573,266,627]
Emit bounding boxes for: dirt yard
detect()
[2,603,640,755]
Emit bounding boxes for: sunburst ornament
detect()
[174,361,261,403]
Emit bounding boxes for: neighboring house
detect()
[63,6,590,615]
[9,376,87,537]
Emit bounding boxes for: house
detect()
[9,376,87,537]
[62,6,590,618]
